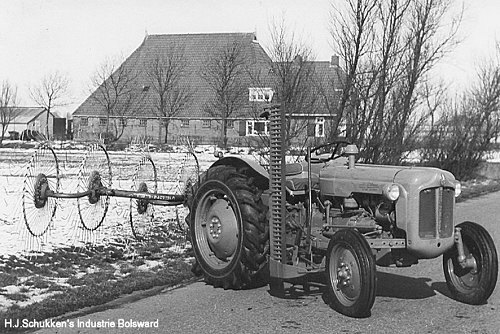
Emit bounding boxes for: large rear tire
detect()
[443,221,498,305]
[187,165,268,289]
[326,229,376,318]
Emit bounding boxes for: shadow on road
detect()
[265,271,451,302]
[431,281,454,299]
[376,271,436,299]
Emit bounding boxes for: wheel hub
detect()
[337,262,353,287]
[33,174,50,209]
[87,171,103,204]
[331,250,360,302]
[205,199,238,260]
[209,216,222,239]
[136,182,149,214]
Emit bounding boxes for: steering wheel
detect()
[306,139,351,163]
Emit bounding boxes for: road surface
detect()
[31,191,500,334]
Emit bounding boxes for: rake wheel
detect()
[22,144,60,237]
[76,143,112,231]
[129,155,158,240]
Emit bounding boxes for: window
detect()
[120,118,127,127]
[202,120,211,128]
[226,120,234,128]
[139,119,147,127]
[181,119,190,128]
[249,88,274,102]
[99,118,107,126]
[80,118,88,126]
[246,120,269,136]
[315,117,325,137]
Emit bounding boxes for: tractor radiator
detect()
[419,186,454,238]
[269,105,286,265]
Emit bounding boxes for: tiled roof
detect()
[73,32,344,120]
[1,107,48,124]
[74,32,273,119]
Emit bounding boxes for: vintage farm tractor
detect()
[187,105,498,317]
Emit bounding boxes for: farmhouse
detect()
[73,32,343,146]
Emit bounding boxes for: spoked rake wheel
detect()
[22,144,60,237]
[160,150,200,232]
[77,143,112,231]
[129,155,158,240]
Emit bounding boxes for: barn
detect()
[1,107,54,141]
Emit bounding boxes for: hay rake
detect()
[21,142,199,241]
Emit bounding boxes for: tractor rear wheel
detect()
[443,221,498,305]
[326,229,376,318]
[187,165,268,289]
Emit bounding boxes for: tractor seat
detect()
[284,163,320,192]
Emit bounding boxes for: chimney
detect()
[330,55,339,67]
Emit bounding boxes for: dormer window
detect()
[249,87,274,102]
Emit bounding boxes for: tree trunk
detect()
[222,119,228,149]
[164,121,170,144]
[46,109,50,140]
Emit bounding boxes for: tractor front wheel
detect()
[188,165,268,289]
[326,229,376,318]
[443,221,498,305]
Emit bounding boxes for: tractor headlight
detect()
[454,181,462,198]
[383,184,400,201]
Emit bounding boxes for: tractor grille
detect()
[269,106,286,263]
[419,187,454,238]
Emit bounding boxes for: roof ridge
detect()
[0,106,45,110]
[147,32,255,38]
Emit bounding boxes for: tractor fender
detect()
[211,156,270,189]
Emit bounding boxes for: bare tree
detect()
[329,0,378,138]
[266,19,318,148]
[422,50,500,179]
[0,81,19,145]
[90,58,144,143]
[30,72,69,140]
[200,40,248,149]
[146,45,192,144]
[329,0,461,164]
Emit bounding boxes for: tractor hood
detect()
[319,163,457,197]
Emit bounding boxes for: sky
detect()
[1,0,500,117]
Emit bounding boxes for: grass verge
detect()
[0,239,195,333]
[457,178,500,202]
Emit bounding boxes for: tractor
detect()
[186,105,498,318]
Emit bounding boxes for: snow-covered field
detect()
[0,146,223,256]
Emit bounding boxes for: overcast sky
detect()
[1,0,499,116]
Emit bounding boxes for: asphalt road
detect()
[32,191,500,334]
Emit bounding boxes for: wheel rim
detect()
[194,188,239,271]
[77,143,111,231]
[329,244,361,306]
[22,144,60,237]
[446,242,481,292]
